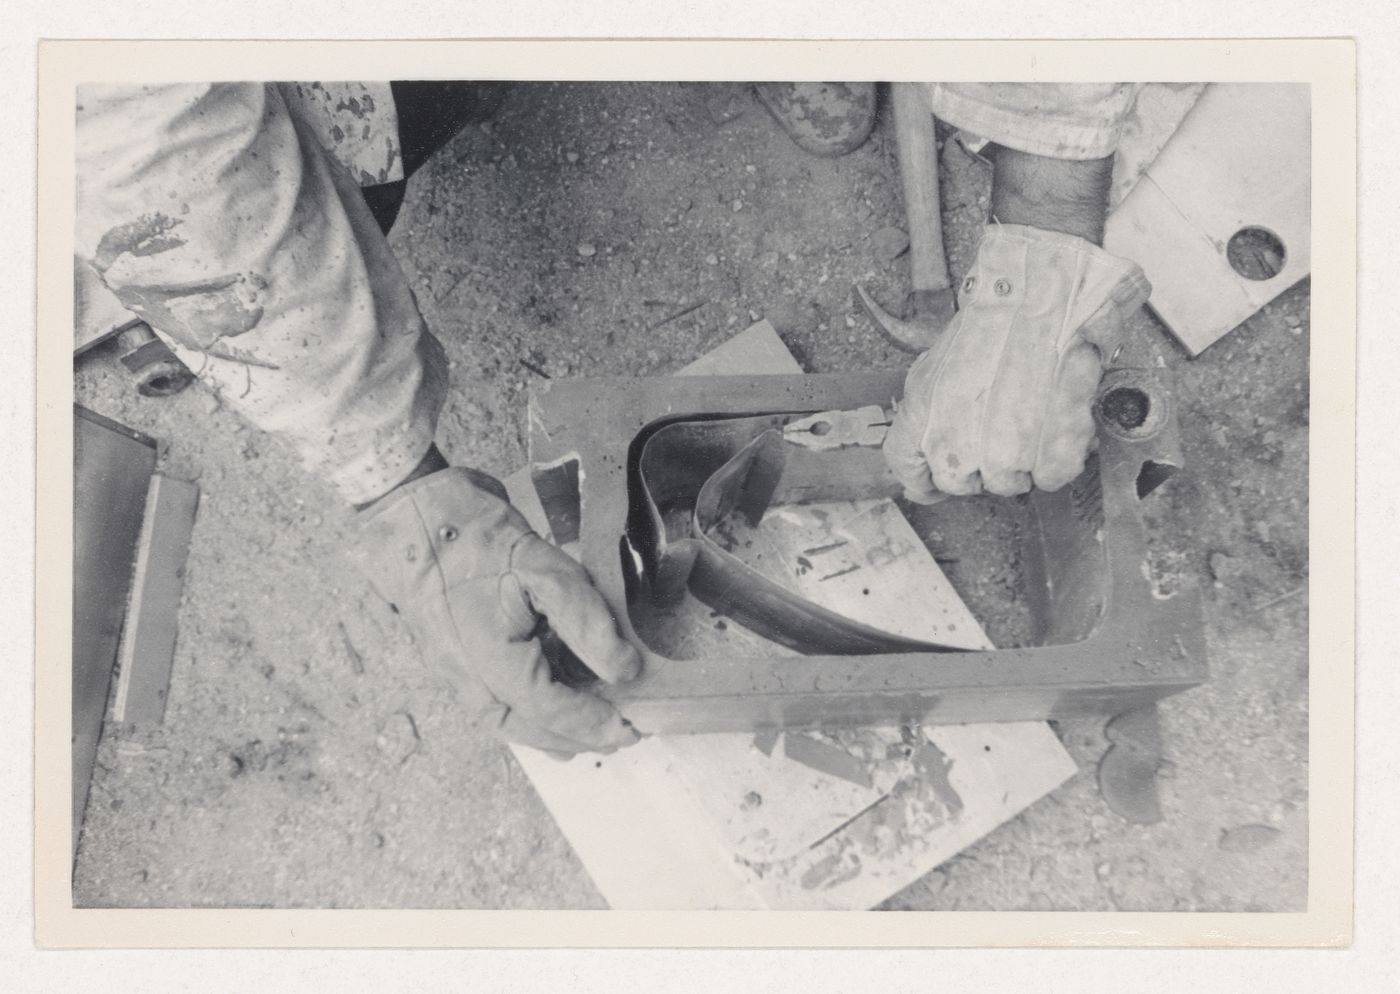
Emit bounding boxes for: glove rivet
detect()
[994,278,1012,296]
[962,276,976,293]
[439,525,459,542]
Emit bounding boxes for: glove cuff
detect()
[972,222,1142,270]
[354,466,526,610]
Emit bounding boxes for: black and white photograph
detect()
[41,39,1355,950]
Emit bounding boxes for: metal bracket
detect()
[528,369,1206,734]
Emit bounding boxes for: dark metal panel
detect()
[72,406,156,862]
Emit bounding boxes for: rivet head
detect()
[962,276,976,293]
[439,524,459,542]
[994,278,1013,296]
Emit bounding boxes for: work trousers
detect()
[76,82,1139,503]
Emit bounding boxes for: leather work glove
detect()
[883,223,1151,499]
[356,466,643,756]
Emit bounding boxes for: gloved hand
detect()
[356,466,642,755]
[883,223,1151,498]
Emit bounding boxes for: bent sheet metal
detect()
[637,410,964,655]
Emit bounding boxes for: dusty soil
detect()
[72,82,1308,910]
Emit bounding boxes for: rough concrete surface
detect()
[73,82,1308,911]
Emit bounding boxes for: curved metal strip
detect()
[637,415,965,655]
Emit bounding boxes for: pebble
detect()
[565,151,579,164]
[872,226,910,262]
[577,243,596,258]
[201,392,221,414]
[1219,824,1281,853]
[1208,551,1242,587]
[845,315,856,329]
[732,199,744,212]
[705,254,719,266]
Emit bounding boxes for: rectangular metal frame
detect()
[528,372,1207,734]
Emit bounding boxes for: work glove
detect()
[356,466,643,756]
[883,223,1151,498]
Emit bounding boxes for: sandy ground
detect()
[72,82,1308,911]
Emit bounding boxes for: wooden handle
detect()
[891,82,951,294]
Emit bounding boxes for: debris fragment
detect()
[337,622,365,675]
[1097,705,1165,824]
[704,86,747,126]
[1219,823,1281,853]
[376,711,421,766]
[871,225,911,263]
[1208,550,1243,587]
[806,793,891,851]
[647,300,707,331]
[576,242,596,258]
[1254,586,1305,612]
[752,728,780,757]
[911,738,964,817]
[783,733,873,789]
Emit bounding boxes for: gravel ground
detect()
[72,81,1308,911]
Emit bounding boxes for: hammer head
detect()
[856,283,957,354]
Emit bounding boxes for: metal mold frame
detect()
[528,371,1207,734]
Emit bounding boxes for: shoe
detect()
[753,82,878,157]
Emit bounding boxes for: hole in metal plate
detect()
[1226,226,1287,281]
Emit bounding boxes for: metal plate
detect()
[73,406,157,860]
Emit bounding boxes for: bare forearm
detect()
[988,145,1113,245]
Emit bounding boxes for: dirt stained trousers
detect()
[75,82,1141,504]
